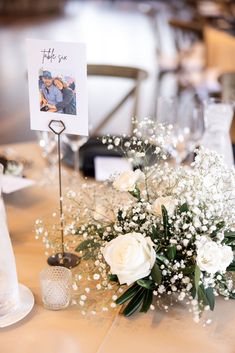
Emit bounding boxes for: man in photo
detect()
[40,71,63,113]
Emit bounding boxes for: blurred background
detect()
[0,0,235,147]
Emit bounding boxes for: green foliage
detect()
[137,279,155,290]
[224,231,235,238]
[161,205,169,238]
[129,187,141,201]
[117,210,123,222]
[151,263,162,285]
[116,279,155,317]
[182,265,195,275]
[205,287,215,311]
[210,221,225,238]
[167,245,176,261]
[197,284,215,311]
[151,226,159,241]
[156,253,168,264]
[75,239,100,252]
[229,292,235,300]
[198,284,209,306]
[116,283,140,305]
[194,265,201,291]
[140,290,153,313]
[122,287,146,317]
[108,274,119,282]
[179,203,189,213]
[227,261,235,271]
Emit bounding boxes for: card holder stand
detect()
[47,120,80,269]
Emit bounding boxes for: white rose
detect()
[102,232,156,285]
[220,245,234,272]
[113,169,144,192]
[152,196,177,216]
[196,237,233,274]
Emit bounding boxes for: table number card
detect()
[26,39,88,136]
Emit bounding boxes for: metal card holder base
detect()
[47,252,80,269]
[47,120,80,269]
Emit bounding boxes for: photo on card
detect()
[39,68,76,115]
[26,39,88,136]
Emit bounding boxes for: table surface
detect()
[1,142,235,353]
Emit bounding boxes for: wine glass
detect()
[156,96,179,163]
[36,131,59,184]
[37,131,58,166]
[202,98,234,167]
[175,97,205,163]
[157,97,204,165]
[62,134,88,174]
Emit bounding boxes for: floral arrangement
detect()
[35,119,235,322]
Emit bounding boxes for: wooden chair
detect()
[87,64,148,135]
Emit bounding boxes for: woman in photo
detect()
[47,77,76,115]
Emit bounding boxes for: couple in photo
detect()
[39,71,76,115]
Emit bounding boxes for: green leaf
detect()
[211,221,225,237]
[108,274,119,282]
[140,290,153,313]
[116,283,139,305]
[191,286,196,298]
[123,288,145,317]
[156,253,168,264]
[198,285,209,306]
[82,252,95,260]
[167,245,176,261]
[225,231,235,238]
[137,279,155,290]
[205,287,215,311]
[75,239,100,252]
[117,210,123,222]
[151,263,162,285]
[161,205,169,238]
[215,221,225,231]
[229,292,235,300]
[182,265,195,275]
[151,226,159,240]
[194,265,201,291]
[227,261,235,271]
[129,187,141,200]
[179,203,189,213]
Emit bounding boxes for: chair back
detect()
[87,64,148,135]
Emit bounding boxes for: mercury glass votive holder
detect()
[40,266,72,310]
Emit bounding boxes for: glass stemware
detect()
[36,131,61,185]
[157,96,204,165]
[62,134,88,174]
[176,103,204,164]
[37,131,58,166]
[202,98,234,167]
[157,96,180,164]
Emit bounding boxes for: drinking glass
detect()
[157,97,181,164]
[157,96,204,165]
[202,98,234,167]
[40,266,72,310]
[37,131,58,166]
[62,134,88,173]
[177,103,204,163]
[157,96,178,127]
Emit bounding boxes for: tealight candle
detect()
[40,266,72,310]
